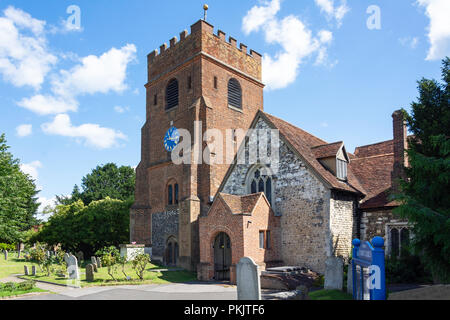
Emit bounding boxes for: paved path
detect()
[0,274,69,294]
[11,281,238,300]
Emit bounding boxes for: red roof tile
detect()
[312,142,344,159]
[219,193,264,214]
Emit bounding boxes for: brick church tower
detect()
[130,19,264,271]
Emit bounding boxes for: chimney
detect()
[391,110,408,192]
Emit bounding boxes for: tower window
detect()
[167,181,179,206]
[187,76,192,90]
[166,78,179,110]
[228,78,242,109]
[154,94,158,106]
[168,185,173,205]
[214,76,218,89]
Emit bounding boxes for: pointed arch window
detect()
[228,78,242,109]
[247,166,273,206]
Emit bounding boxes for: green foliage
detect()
[393,57,450,283]
[96,246,120,280]
[386,250,432,284]
[0,243,15,251]
[28,242,47,272]
[0,280,36,292]
[57,163,135,206]
[32,198,131,256]
[0,134,40,244]
[132,253,151,280]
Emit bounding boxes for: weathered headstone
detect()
[86,264,95,282]
[76,251,84,264]
[324,256,344,291]
[24,266,29,276]
[97,257,102,268]
[64,253,71,265]
[31,266,36,276]
[67,254,80,280]
[91,256,97,266]
[236,257,261,300]
[4,250,7,260]
[347,264,353,294]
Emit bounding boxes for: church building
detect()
[130,18,410,283]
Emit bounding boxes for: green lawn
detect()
[0,287,47,298]
[21,261,197,287]
[0,252,40,279]
[308,289,353,300]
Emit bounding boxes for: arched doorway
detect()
[213,232,232,281]
[165,236,178,266]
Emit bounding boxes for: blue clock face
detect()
[164,127,180,152]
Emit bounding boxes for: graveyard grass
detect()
[308,289,353,300]
[0,252,40,279]
[21,261,197,287]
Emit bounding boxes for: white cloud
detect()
[399,37,420,49]
[19,44,137,116]
[243,0,334,90]
[417,0,450,60]
[18,94,78,115]
[52,44,137,98]
[16,124,32,137]
[0,6,57,89]
[41,114,127,149]
[114,105,130,114]
[315,0,350,27]
[20,160,42,181]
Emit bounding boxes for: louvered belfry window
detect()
[228,78,242,109]
[166,78,179,110]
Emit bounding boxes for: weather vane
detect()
[203,4,209,21]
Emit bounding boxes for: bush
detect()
[132,254,151,280]
[0,280,35,292]
[386,249,432,284]
[96,246,120,280]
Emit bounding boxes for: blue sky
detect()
[0,0,448,213]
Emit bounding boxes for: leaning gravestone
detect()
[324,256,344,291]
[31,266,36,276]
[67,254,80,280]
[237,257,261,300]
[86,264,95,282]
[24,266,29,276]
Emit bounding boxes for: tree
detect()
[57,163,135,205]
[0,134,40,244]
[32,197,131,256]
[394,57,450,283]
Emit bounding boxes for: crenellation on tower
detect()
[147,20,262,82]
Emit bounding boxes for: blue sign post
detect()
[352,237,386,300]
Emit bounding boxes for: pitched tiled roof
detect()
[350,140,396,209]
[219,193,264,215]
[312,142,344,159]
[261,112,366,195]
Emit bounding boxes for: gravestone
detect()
[31,266,36,276]
[4,250,7,260]
[324,256,344,291]
[86,264,95,282]
[67,254,80,280]
[91,256,97,266]
[24,266,29,275]
[76,251,84,264]
[347,264,353,294]
[236,257,261,300]
[97,257,102,268]
[64,253,71,265]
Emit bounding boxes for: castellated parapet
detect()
[147,20,262,83]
